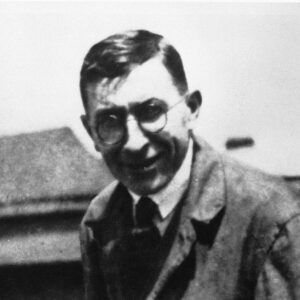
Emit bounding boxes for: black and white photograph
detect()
[0,1,299,299]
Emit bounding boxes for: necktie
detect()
[123,197,160,299]
[136,196,158,228]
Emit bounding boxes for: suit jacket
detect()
[80,136,300,300]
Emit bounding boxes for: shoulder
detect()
[220,152,300,226]
[217,153,300,280]
[191,135,299,225]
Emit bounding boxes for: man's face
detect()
[83,57,195,195]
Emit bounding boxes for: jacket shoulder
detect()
[81,180,119,226]
[221,153,300,225]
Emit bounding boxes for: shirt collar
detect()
[129,138,193,219]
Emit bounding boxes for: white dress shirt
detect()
[129,139,193,235]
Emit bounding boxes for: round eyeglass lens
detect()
[140,112,167,133]
[97,114,125,144]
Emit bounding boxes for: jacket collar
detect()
[147,135,227,299]
[187,135,226,224]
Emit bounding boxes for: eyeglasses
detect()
[94,97,186,145]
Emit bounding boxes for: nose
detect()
[123,118,149,152]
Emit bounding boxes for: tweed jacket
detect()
[80,136,300,300]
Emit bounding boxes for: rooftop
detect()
[0,127,113,217]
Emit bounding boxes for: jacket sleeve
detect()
[254,214,300,300]
[80,221,109,300]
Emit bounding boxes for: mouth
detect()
[122,153,162,174]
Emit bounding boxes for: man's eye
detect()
[98,114,122,131]
[140,104,165,122]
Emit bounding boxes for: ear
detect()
[81,114,92,138]
[185,90,202,128]
[81,115,101,152]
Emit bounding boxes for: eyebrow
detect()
[94,106,125,119]
[129,97,166,110]
[93,97,166,119]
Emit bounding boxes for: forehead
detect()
[85,57,182,112]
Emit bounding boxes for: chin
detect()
[127,175,170,195]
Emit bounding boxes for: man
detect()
[79,30,300,300]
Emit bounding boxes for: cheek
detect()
[167,110,190,135]
[155,134,187,169]
[101,149,121,170]
[159,126,190,168]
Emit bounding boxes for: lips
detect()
[122,153,162,173]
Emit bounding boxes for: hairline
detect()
[83,53,187,115]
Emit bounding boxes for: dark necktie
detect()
[136,196,158,228]
[122,197,161,299]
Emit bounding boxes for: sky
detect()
[0,2,299,175]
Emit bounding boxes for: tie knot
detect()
[136,197,158,228]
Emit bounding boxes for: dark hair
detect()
[80,29,188,110]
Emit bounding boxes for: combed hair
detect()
[80,30,188,110]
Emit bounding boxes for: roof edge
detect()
[0,194,97,219]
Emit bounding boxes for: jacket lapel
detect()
[147,136,227,299]
[85,184,135,298]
